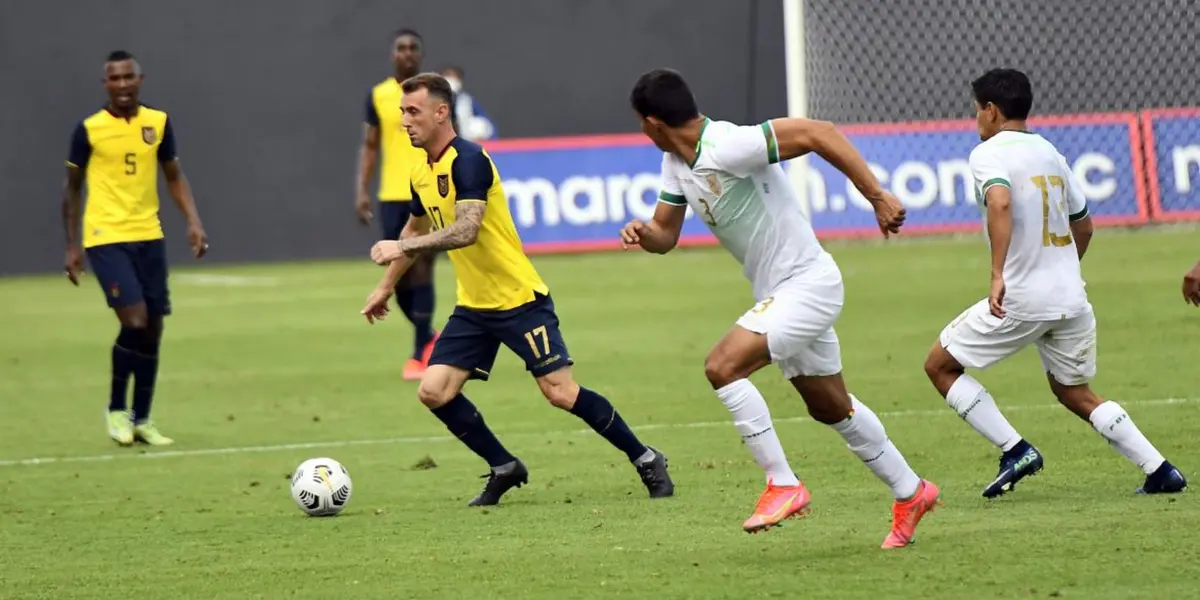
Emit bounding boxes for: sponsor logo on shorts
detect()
[109,283,120,299]
[534,354,562,370]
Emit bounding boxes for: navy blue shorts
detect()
[429,293,573,380]
[85,240,171,316]
[378,200,414,240]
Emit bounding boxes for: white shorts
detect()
[939,299,1097,385]
[735,254,844,379]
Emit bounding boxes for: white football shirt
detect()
[969,130,1091,321]
[657,119,824,300]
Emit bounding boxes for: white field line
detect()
[173,274,281,287]
[1,397,1194,468]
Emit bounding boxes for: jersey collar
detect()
[427,135,458,164]
[688,117,711,169]
[103,104,141,121]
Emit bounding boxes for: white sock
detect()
[716,380,800,487]
[946,374,1022,452]
[830,396,922,500]
[1089,400,1166,475]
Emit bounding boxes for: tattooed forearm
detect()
[402,201,486,254]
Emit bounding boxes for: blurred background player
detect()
[63,50,209,446]
[362,74,673,506]
[924,68,1186,497]
[441,66,497,142]
[622,68,937,549]
[1183,258,1200,306]
[356,28,439,380]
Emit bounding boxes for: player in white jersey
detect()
[620,68,940,549]
[924,68,1186,498]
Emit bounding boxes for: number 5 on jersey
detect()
[1031,175,1072,247]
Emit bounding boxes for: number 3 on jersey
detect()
[1031,175,1072,248]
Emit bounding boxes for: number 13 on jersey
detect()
[1031,175,1072,248]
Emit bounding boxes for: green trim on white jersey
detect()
[688,118,711,169]
[762,122,780,164]
[658,191,687,206]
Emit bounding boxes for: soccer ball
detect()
[290,457,353,517]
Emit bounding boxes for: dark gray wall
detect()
[0,0,786,275]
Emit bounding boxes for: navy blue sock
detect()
[130,332,160,424]
[570,387,649,463]
[409,283,436,358]
[109,327,139,412]
[431,394,516,468]
[394,284,416,324]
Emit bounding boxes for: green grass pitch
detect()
[1,228,1198,599]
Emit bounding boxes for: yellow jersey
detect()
[410,138,548,311]
[66,105,174,248]
[366,78,426,201]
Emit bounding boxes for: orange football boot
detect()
[881,479,941,549]
[421,330,440,364]
[402,359,425,381]
[403,331,440,381]
[743,479,811,534]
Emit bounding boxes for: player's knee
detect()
[922,354,942,382]
[537,375,579,410]
[806,401,848,425]
[1049,378,1102,420]
[795,381,852,425]
[416,380,455,409]
[923,345,960,384]
[120,312,149,330]
[704,353,743,389]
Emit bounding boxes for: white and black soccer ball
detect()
[290,457,353,517]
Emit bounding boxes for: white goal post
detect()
[782,0,810,218]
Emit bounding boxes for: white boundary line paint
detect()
[174,274,281,287]
[2,397,1194,468]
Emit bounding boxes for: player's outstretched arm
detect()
[162,159,208,258]
[770,118,885,201]
[767,118,904,236]
[984,185,1013,318]
[621,202,686,254]
[61,166,85,285]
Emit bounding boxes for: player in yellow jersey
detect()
[62,51,209,447]
[361,74,674,506]
[355,28,439,381]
